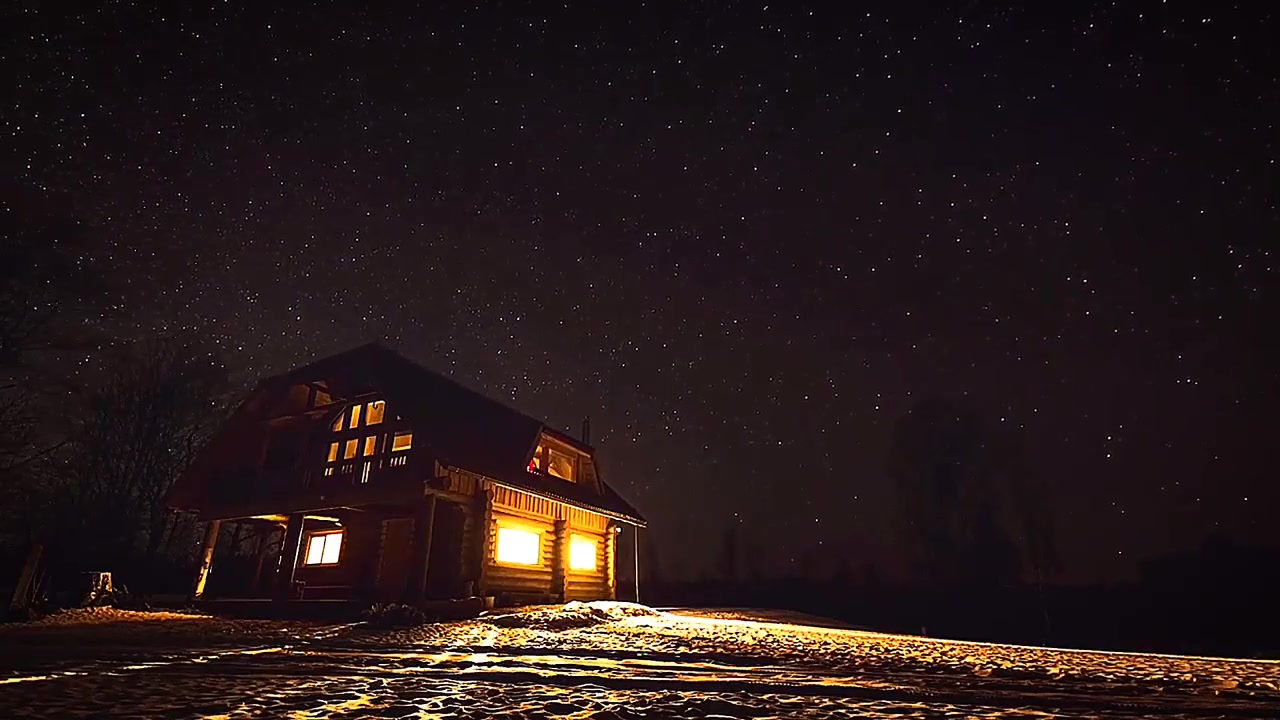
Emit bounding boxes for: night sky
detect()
[8,1,1277,583]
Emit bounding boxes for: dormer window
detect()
[526,437,578,482]
[547,448,575,481]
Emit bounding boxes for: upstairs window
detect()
[304,531,343,566]
[321,399,409,480]
[365,400,385,425]
[547,448,575,481]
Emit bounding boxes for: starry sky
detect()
[7,1,1277,583]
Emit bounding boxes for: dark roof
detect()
[173,343,645,524]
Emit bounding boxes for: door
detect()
[375,518,413,601]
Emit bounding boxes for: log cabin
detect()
[165,343,645,608]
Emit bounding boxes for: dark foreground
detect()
[0,604,1277,719]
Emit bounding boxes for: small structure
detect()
[166,343,645,608]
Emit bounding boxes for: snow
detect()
[1,604,1276,718]
[21,607,210,626]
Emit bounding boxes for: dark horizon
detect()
[7,0,1277,586]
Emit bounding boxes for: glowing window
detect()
[331,416,342,432]
[348,404,362,430]
[304,532,343,565]
[528,444,544,472]
[343,439,358,459]
[391,432,412,452]
[495,526,540,565]
[547,449,575,481]
[569,535,597,571]
[363,435,378,457]
[327,442,339,463]
[365,400,385,425]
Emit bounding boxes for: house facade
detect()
[166,344,645,607]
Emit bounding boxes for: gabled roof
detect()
[170,343,645,524]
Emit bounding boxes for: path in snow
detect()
[0,603,1276,718]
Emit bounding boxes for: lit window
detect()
[327,442,339,463]
[547,449,575,481]
[363,435,378,457]
[529,444,544,472]
[304,532,343,565]
[495,526,540,565]
[365,400,385,425]
[391,432,412,452]
[570,535,597,571]
[331,416,342,432]
[343,439,358,459]
[348,404,362,429]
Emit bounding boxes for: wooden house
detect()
[165,343,645,607]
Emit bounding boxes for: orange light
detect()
[495,527,540,565]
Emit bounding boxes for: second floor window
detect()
[321,399,410,481]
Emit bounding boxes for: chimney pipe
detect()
[581,416,591,445]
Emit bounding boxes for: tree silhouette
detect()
[887,393,1056,588]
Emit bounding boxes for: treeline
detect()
[0,213,231,598]
[640,533,1280,659]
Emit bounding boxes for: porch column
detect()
[406,494,437,603]
[551,518,568,603]
[274,513,305,601]
[472,485,494,596]
[190,519,222,601]
[605,522,618,601]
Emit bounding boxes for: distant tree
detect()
[40,338,230,572]
[717,521,740,581]
[887,393,1054,588]
[0,210,98,542]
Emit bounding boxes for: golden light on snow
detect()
[495,526,540,565]
[569,535,597,570]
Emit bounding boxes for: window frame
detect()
[568,533,598,572]
[493,522,543,567]
[302,530,344,567]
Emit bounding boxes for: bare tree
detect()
[44,339,230,571]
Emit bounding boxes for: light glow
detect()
[304,532,343,565]
[495,526,540,565]
[391,432,413,452]
[365,400,385,425]
[570,535,597,571]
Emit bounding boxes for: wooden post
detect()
[551,518,568,603]
[406,494,437,603]
[9,544,44,611]
[605,522,618,601]
[275,513,304,601]
[472,484,494,596]
[191,519,222,601]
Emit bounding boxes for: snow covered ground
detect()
[1,602,1277,718]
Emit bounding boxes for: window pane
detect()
[343,439,359,459]
[348,404,362,429]
[305,536,325,565]
[570,535,597,570]
[320,533,342,564]
[363,436,378,457]
[495,527,540,565]
[365,400,385,425]
[391,432,412,452]
[529,445,544,470]
[547,449,575,481]
[331,416,342,432]
[327,442,339,463]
